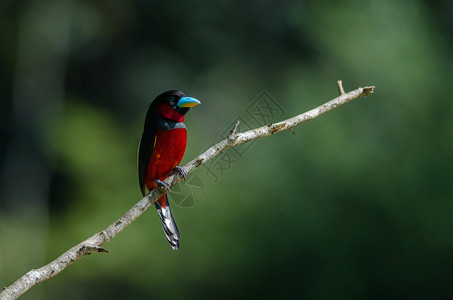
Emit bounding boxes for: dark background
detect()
[1,0,452,299]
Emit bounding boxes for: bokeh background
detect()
[1,0,452,299]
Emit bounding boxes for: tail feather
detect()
[155,195,180,250]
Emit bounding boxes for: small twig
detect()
[289,128,296,135]
[0,82,375,300]
[228,120,240,141]
[337,80,345,95]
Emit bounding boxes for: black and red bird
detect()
[138,90,200,250]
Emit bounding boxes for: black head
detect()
[153,90,200,115]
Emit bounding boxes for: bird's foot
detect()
[154,179,171,193]
[175,166,187,180]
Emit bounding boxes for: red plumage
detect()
[145,128,187,208]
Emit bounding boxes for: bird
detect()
[138,90,200,250]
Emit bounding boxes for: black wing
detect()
[138,104,158,196]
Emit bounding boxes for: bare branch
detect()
[0,83,375,300]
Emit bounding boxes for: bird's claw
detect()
[154,179,171,193]
[175,166,187,180]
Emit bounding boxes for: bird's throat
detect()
[156,103,185,122]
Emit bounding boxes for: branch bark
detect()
[0,83,374,300]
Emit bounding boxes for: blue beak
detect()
[177,97,201,108]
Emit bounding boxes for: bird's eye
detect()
[168,96,175,102]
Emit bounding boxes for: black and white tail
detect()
[155,195,180,250]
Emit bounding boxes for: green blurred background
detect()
[1,0,452,299]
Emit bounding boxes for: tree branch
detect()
[0,82,374,300]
